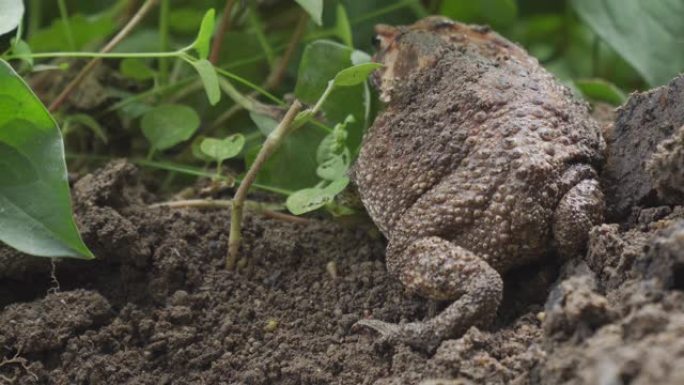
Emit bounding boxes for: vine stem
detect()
[48,0,159,112]
[227,99,303,270]
[210,0,236,65]
[158,0,170,84]
[149,199,310,224]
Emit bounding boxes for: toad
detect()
[351,17,605,351]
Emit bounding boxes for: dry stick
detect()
[48,0,159,112]
[263,11,308,90]
[209,0,237,65]
[210,12,308,130]
[227,100,303,270]
[149,199,310,224]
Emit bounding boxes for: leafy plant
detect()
[200,134,246,175]
[571,0,684,87]
[141,104,201,157]
[0,59,93,258]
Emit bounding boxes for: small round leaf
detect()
[200,134,245,163]
[141,104,200,151]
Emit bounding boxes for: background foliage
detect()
[1,0,683,258]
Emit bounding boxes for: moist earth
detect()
[1,78,684,384]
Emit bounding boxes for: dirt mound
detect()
[2,78,684,384]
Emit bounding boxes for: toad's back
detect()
[352,19,604,271]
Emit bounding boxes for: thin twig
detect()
[263,11,308,91]
[227,100,303,269]
[210,12,307,130]
[149,199,310,224]
[0,349,38,381]
[48,0,159,112]
[209,0,237,65]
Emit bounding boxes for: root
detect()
[0,349,38,383]
[149,199,311,224]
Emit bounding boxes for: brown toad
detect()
[351,17,605,351]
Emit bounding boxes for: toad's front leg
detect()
[355,236,503,352]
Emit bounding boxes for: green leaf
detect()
[295,40,353,103]
[245,125,324,191]
[10,38,32,67]
[0,0,24,35]
[317,152,350,181]
[249,111,279,136]
[29,13,116,52]
[192,8,216,60]
[188,59,221,105]
[333,63,383,87]
[574,78,627,106]
[316,115,353,180]
[294,40,371,151]
[169,8,206,34]
[439,0,517,29]
[119,58,155,81]
[571,0,684,86]
[0,59,93,259]
[295,0,323,26]
[141,104,200,152]
[286,177,350,215]
[351,50,372,65]
[336,3,353,47]
[200,134,245,164]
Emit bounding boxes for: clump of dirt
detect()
[0,160,430,384]
[2,78,684,384]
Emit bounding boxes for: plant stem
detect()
[218,77,255,111]
[28,0,42,38]
[210,13,307,130]
[158,0,170,84]
[210,0,236,65]
[149,199,310,224]
[227,99,303,270]
[48,0,159,112]
[263,11,308,91]
[57,0,76,50]
[215,67,283,105]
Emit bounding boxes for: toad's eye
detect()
[371,35,382,49]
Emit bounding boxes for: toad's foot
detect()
[356,237,504,352]
[354,318,445,353]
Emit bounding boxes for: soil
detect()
[1,78,684,384]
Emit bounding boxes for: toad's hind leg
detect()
[552,178,604,258]
[355,236,503,352]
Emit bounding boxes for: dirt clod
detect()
[602,74,684,219]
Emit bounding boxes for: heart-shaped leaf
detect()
[141,104,200,152]
[200,134,245,164]
[0,59,93,259]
